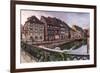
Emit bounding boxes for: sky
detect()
[21,10,90,29]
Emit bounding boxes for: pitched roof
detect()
[41,16,70,29]
[26,16,44,24]
[72,25,83,32]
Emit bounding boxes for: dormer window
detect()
[33,19,35,21]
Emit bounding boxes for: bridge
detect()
[21,41,89,62]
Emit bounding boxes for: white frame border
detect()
[15,4,94,69]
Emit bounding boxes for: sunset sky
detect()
[21,10,90,29]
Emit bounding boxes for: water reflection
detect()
[58,39,87,50]
[21,39,89,62]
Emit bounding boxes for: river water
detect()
[21,39,89,62]
[57,40,89,55]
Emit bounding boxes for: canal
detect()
[58,39,87,50]
[57,39,89,55]
[21,39,89,62]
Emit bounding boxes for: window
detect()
[35,28,38,33]
[40,36,42,39]
[30,36,34,41]
[35,36,38,39]
[40,29,43,32]
[40,25,43,28]
[30,27,33,31]
[33,19,35,21]
[47,25,49,27]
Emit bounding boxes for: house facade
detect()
[22,16,44,42]
[22,15,85,43]
[70,25,85,39]
[40,16,70,41]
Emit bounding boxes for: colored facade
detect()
[70,25,85,39]
[21,15,86,43]
[22,16,44,42]
[40,16,70,41]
